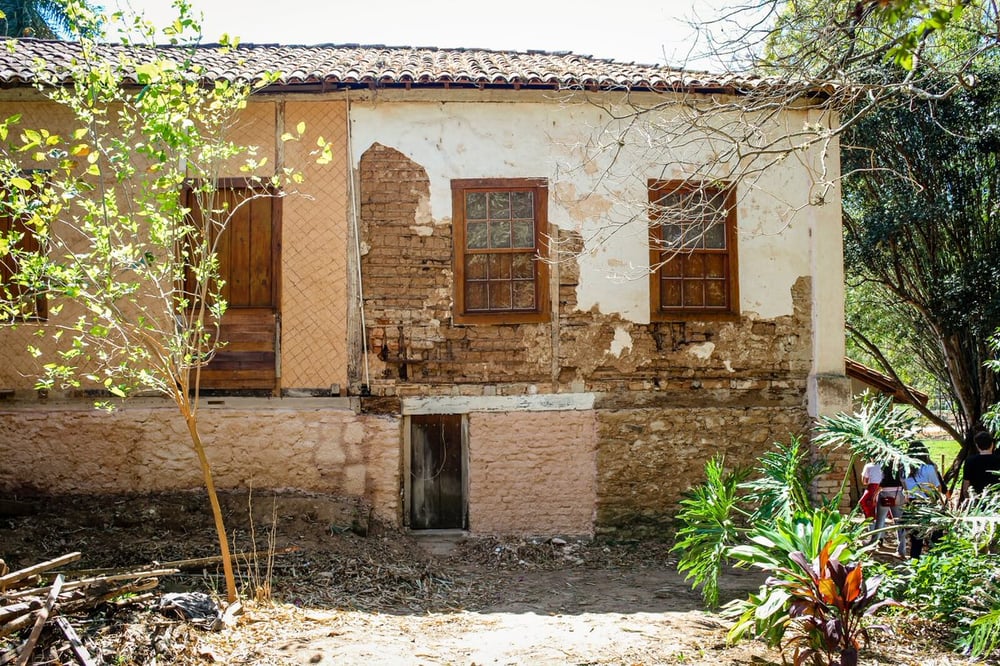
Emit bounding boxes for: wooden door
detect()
[409,414,466,529]
[185,183,281,392]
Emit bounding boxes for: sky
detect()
[108,0,734,69]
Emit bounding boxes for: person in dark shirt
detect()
[962,431,1000,497]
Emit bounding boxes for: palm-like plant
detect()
[673,439,852,608]
[813,392,925,481]
[742,437,832,523]
[0,0,73,38]
[673,455,749,608]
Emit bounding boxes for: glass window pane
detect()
[660,279,682,308]
[512,253,535,279]
[466,192,487,220]
[704,222,726,249]
[511,191,533,218]
[512,219,534,248]
[683,279,705,307]
[490,281,512,309]
[488,253,512,280]
[467,221,488,249]
[513,280,535,309]
[489,220,512,248]
[706,279,727,307]
[465,254,488,280]
[704,254,726,278]
[488,192,510,219]
[682,221,705,249]
[465,282,488,310]
[659,223,683,247]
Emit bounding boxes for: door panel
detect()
[410,414,465,529]
[185,184,280,392]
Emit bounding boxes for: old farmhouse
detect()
[0,41,850,536]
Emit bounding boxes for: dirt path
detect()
[0,491,969,665]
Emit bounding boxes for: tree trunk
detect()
[182,407,238,604]
[840,646,858,666]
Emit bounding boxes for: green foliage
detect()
[842,60,1000,436]
[673,438,858,610]
[814,393,924,477]
[672,456,750,608]
[742,436,831,523]
[877,535,1000,657]
[725,509,868,649]
[0,0,78,39]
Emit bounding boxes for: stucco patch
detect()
[687,341,715,360]
[608,326,633,358]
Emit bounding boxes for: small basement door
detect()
[408,414,466,530]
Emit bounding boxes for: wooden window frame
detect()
[648,179,739,321]
[452,178,549,325]
[1,178,48,322]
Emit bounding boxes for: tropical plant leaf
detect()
[814,393,924,476]
[672,455,751,608]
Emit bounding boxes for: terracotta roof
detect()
[845,358,930,407]
[0,39,782,93]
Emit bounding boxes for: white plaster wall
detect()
[349,93,837,325]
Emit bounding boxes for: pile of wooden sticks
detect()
[0,552,177,666]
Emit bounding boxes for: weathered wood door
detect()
[409,414,466,529]
[185,183,281,392]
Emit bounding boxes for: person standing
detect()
[903,441,944,559]
[859,459,882,520]
[874,462,906,557]
[962,431,1000,498]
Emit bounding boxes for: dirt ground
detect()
[0,491,970,665]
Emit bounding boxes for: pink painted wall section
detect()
[467,410,598,536]
[0,402,401,524]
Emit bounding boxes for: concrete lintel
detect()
[402,393,595,415]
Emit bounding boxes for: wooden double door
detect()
[185,183,281,393]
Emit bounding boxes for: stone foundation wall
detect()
[467,410,598,536]
[595,401,811,536]
[0,400,401,524]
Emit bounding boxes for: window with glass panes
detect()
[451,179,549,324]
[648,180,739,319]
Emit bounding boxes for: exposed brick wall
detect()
[358,143,552,392]
[468,410,597,536]
[0,402,402,524]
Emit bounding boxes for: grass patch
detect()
[924,438,961,472]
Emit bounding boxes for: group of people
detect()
[858,431,998,559]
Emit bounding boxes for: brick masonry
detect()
[356,143,823,534]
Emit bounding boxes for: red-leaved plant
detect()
[773,543,898,666]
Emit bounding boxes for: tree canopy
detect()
[841,58,1000,448]
[0,0,73,38]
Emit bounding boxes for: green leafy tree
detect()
[841,59,1000,461]
[0,0,305,603]
[0,0,73,38]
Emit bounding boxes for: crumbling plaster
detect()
[350,94,847,417]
